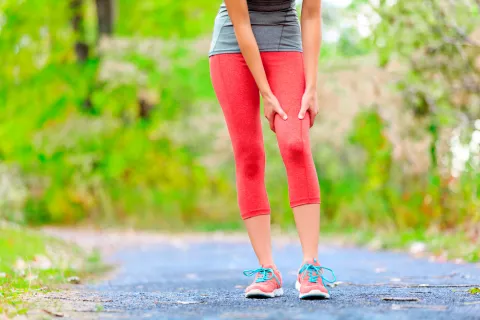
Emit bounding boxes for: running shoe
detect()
[295,259,336,299]
[243,265,283,298]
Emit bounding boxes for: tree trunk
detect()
[70,0,92,111]
[70,0,89,62]
[95,0,114,36]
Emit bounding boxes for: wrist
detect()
[305,84,317,94]
[260,88,273,98]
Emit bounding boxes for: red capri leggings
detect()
[210,52,320,220]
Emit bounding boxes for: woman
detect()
[209,0,335,299]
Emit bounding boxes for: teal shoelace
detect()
[243,267,279,284]
[299,260,336,292]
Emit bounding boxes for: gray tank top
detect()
[209,0,302,57]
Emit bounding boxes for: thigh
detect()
[209,54,263,148]
[262,52,309,141]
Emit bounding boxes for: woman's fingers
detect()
[275,105,288,121]
[264,97,287,132]
[299,93,318,127]
[271,105,287,132]
[309,108,318,127]
[309,98,319,127]
[298,101,309,119]
[265,111,275,132]
[269,118,276,132]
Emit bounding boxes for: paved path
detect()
[82,235,480,320]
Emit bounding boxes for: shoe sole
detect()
[295,280,330,299]
[245,288,284,299]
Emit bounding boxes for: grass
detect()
[321,226,480,263]
[0,223,106,317]
[145,217,480,263]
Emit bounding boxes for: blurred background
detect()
[0,0,479,258]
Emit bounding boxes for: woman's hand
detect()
[300,0,322,128]
[224,0,284,132]
[263,91,288,132]
[298,88,318,127]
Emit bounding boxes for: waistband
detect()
[220,1,295,12]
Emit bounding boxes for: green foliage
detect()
[115,0,219,38]
[320,2,372,59]
[315,0,480,249]
[324,227,480,263]
[0,0,478,260]
[315,2,478,244]
[0,0,236,228]
[348,110,394,223]
[0,224,104,316]
[368,0,480,226]
[337,27,370,57]
[319,107,478,232]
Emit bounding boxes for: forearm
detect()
[224,0,272,96]
[301,2,322,93]
[234,24,272,96]
[235,24,271,96]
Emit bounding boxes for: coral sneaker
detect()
[295,259,336,299]
[243,265,283,298]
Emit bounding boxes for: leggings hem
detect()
[242,209,271,220]
[290,198,321,208]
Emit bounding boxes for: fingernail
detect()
[298,115,303,119]
[283,116,288,120]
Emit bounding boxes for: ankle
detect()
[302,256,319,263]
[260,261,276,268]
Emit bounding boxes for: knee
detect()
[236,144,264,179]
[243,159,262,179]
[282,139,306,162]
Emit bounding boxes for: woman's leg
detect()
[244,215,274,266]
[210,53,274,266]
[262,52,321,262]
[292,204,321,262]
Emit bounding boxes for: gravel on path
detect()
[35,229,480,320]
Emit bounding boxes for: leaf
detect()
[468,287,480,295]
[42,309,65,317]
[67,276,81,284]
[327,281,344,288]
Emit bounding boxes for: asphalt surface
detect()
[92,238,480,320]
